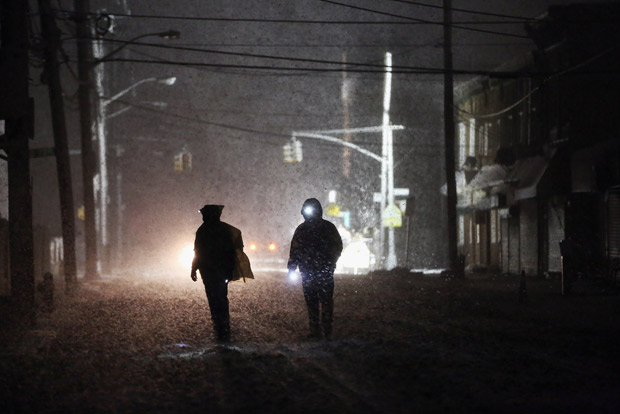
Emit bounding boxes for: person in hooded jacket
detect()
[288,198,343,339]
[191,204,244,342]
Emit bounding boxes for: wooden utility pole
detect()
[443,0,459,274]
[74,0,99,279]
[1,0,35,326]
[38,0,78,293]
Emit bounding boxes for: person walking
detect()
[288,198,343,339]
[191,204,244,342]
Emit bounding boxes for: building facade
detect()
[449,4,620,281]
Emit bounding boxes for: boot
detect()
[323,323,332,340]
[307,323,322,339]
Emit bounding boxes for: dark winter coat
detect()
[288,207,343,274]
[192,220,243,280]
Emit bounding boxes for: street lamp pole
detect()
[89,28,178,274]
[382,52,397,270]
[93,73,176,273]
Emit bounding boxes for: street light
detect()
[77,23,180,278]
[86,27,179,275]
[100,76,177,107]
[94,74,177,273]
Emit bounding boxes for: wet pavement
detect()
[2,271,620,413]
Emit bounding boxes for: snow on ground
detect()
[2,270,620,413]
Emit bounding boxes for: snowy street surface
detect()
[2,271,620,413]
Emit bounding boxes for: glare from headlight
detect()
[339,240,370,271]
[179,244,194,266]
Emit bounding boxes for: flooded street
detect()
[2,271,620,413]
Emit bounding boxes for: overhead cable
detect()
[384,0,540,21]
[90,37,445,73]
[52,8,533,25]
[80,56,541,78]
[457,43,620,119]
[317,0,530,38]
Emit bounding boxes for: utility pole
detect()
[341,52,351,178]
[443,0,459,274]
[1,0,35,326]
[382,52,397,270]
[38,0,78,293]
[74,0,100,279]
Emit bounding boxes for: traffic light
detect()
[174,151,192,172]
[182,152,191,172]
[292,139,303,162]
[283,138,302,163]
[174,153,183,171]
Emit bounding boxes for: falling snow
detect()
[2,271,620,413]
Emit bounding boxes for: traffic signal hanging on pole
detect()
[174,149,192,172]
[283,138,302,163]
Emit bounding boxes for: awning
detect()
[505,149,569,200]
[505,155,549,200]
[440,170,466,196]
[440,165,509,211]
[466,164,510,191]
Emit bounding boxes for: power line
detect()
[384,0,539,21]
[68,38,541,78]
[73,56,544,78]
[108,97,291,141]
[317,0,530,38]
[162,41,531,48]
[123,46,442,82]
[91,37,445,73]
[108,98,447,154]
[52,8,532,25]
[457,43,620,119]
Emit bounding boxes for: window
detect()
[490,209,497,244]
[483,123,491,156]
[458,122,467,167]
[468,119,476,157]
[459,215,464,246]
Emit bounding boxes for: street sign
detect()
[325,203,340,217]
[383,203,403,227]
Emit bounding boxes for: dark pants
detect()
[301,269,334,338]
[202,276,230,341]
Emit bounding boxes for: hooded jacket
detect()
[288,198,343,274]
